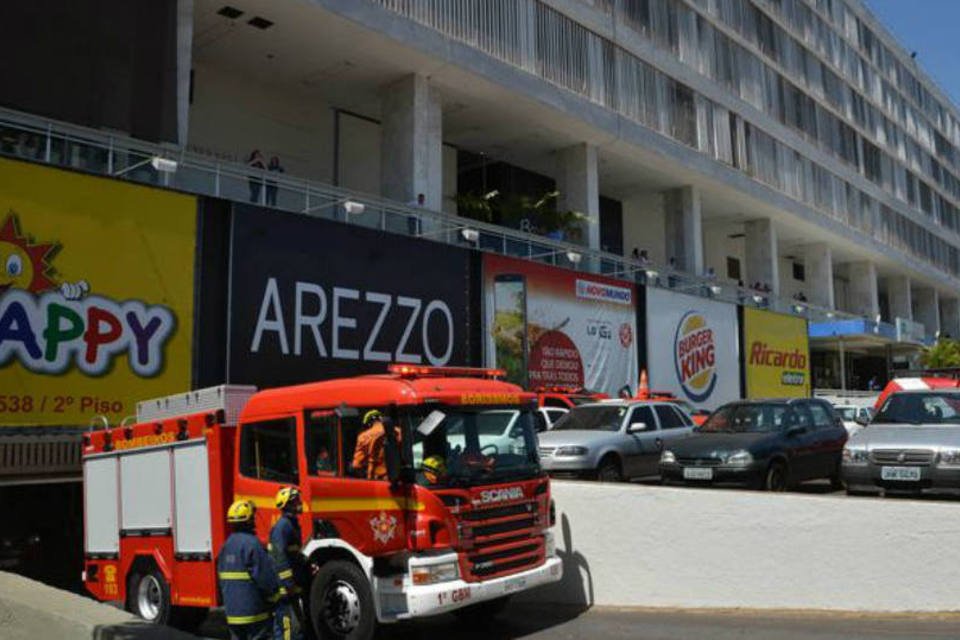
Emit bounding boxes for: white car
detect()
[834,405,874,436]
[538,407,568,431]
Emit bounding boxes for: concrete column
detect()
[176,0,194,146]
[913,287,940,338]
[886,275,912,322]
[556,143,600,250]
[380,74,443,211]
[940,297,960,340]
[745,219,779,295]
[802,243,834,309]
[847,261,879,319]
[663,186,703,275]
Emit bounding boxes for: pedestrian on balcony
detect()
[247,150,266,204]
[265,156,284,206]
[406,192,425,236]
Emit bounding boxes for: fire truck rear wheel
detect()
[128,568,172,624]
[310,560,375,640]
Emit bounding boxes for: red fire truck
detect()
[81,365,562,638]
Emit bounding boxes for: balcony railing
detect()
[0,105,882,327]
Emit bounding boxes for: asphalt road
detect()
[195,604,960,640]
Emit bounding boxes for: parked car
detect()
[660,398,848,491]
[834,404,874,436]
[842,389,960,495]
[537,400,695,481]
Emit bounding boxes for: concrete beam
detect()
[802,243,834,309]
[663,186,703,275]
[745,219,779,295]
[556,143,600,250]
[380,73,443,211]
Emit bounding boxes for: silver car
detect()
[842,389,960,495]
[537,400,695,481]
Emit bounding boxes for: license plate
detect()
[683,467,713,480]
[503,575,528,594]
[881,466,921,481]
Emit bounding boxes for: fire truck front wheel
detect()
[309,560,376,640]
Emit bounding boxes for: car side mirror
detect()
[628,422,648,433]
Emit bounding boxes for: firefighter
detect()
[351,410,395,480]
[218,500,282,640]
[417,455,447,486]
[270,487,308,640]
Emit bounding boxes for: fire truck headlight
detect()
[411,561,460,586]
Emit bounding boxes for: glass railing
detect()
[0,105,903,330]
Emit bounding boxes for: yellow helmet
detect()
[422,455,446,476]
[362,409,384,426]
[275,486,302,512]
[227,499,256,525]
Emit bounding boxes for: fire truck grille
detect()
[462,500,543,581]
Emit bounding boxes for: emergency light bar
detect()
[387,364,507,379]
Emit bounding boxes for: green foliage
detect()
[453,189,586,240]
[919,339,960,369]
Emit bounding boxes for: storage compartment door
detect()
[120,449,172,533]
[84,456,119,554]
[172,442,213,554]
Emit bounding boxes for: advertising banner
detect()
[482,255,638,396]
[226,205,472,387]
[743,307,810,398]
[646,288,740,410]
[0,159,196,426]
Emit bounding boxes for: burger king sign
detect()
[673,311,717,402]
[646,289,741,410]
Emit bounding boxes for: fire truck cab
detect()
[81,365,562,639]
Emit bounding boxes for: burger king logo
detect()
[673,311,717,402]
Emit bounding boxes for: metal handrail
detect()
[0,104,892,327]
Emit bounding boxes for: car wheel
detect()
[596,456,623,482]
[310,560,375,640]
[764,461,788,492]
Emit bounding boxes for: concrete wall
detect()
[703,220,745,284]
[525,481,960,612]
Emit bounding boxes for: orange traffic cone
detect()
[636,369,650,399]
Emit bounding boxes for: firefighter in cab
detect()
[270,487,310,640]
[352,410,398,480]
[418,455,448,486]
[217,500,282,640]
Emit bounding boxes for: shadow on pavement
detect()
[92,622,199,640]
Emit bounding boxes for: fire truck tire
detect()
[127,568,173,625]
[452,595,511,625]
[309,560,376,640]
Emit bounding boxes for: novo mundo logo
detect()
[673,311,717,402]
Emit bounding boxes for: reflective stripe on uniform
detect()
[218,571,251,580]
[278,569,294,579]
[226,612,270,624]
[267,590,282,603]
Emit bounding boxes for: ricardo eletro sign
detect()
[743,307,810,398]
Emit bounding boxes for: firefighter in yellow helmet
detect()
[417,455,447,486]
[270,487,307,640]
[217,500,281,640]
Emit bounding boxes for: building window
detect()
[727,257,741,281]
[792,262,805,282]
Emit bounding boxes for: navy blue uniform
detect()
[218,530,282,639]
[269,514,308,640]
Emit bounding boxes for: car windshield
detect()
[837,407,857,421]
[699,403,788,433]
[873,393,960,425]
[407,407,540,488]
[552,405,626,431]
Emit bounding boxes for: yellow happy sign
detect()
[0,158,196,426]
[743,307,810,399]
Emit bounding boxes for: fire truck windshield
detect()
[405,407,541,487]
